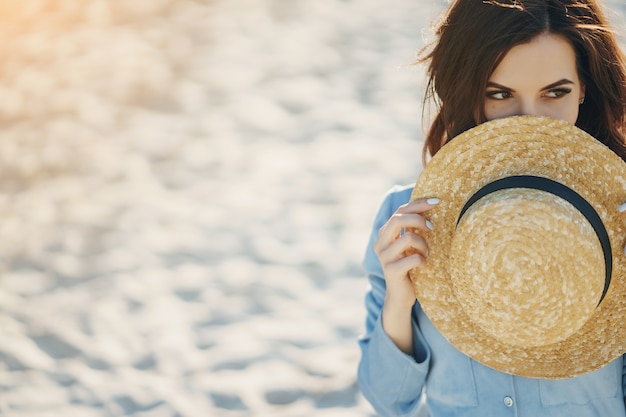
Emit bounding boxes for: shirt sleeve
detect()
[357,186,431,417]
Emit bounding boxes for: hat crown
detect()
[450,188,605,347]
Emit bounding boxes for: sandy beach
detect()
[0,0,624,416]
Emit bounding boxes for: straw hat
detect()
[408,115,626,379]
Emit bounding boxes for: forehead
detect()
[489,33,579,85]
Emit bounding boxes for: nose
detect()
[519,99,540,117]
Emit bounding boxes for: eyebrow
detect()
[486,78,575,92]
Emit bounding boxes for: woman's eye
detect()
[544,88,572,98]
[486,90,511,100]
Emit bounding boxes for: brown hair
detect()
[419,0,626,162]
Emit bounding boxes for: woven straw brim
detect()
[408,115,626,379]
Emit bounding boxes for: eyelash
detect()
[545,88,572,98]
[485,88,573,100]
[485,90,512,100]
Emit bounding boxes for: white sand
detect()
[0,0,623,416]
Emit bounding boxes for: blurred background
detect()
[0,0,623,416]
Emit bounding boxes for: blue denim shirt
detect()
[358,184,626,417]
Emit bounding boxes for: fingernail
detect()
[619,202,626,213]
[426,220,434,230]
[426,198,440,205]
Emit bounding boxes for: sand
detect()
[0,0,623,416]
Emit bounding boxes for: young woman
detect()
[358,1,626,416]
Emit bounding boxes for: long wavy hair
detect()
[419,0,626,162]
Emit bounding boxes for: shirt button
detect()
[503,396,514,407]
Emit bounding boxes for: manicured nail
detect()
[619,202,626,213]
[426,220,434,230]
[426,198,440,205]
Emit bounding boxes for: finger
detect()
[385,253,426,278]
[375,198,439,253]
[397,198,440,215]
[377,231,428,265]
[393,197,439,234]
[377,212,434,249]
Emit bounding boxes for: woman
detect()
[357,1,626,416]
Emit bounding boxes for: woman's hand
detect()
[375,198,439,306]
[374,197,439,354]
